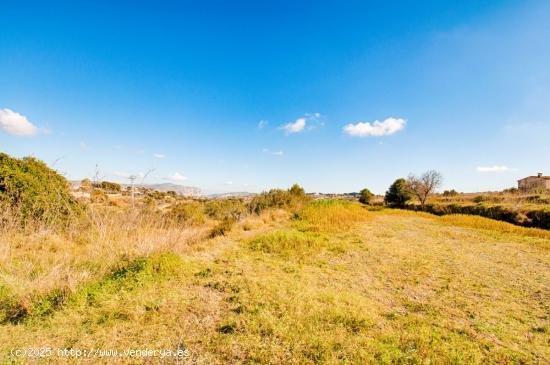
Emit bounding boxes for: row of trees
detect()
[360,170,443,209]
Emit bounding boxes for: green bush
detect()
[358,188,373,205]
[442,189,459,197]
[289,183,306,197]
[80,178,92,191]
[473,195,488,204]
[167,201,205,226]
[90,189,108,203]
[204,198,247,221]
[0,153,82,227]
[209,218,235,238]
[384,178,412,208]
[94,181,121,192]
[249,185,310,214]
[502,187,518,194]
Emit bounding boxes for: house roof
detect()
[518,176,550,181]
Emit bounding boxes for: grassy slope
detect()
[1,205,549,364]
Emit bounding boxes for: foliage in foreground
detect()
[0,201,549,364]
[0,153,82,228]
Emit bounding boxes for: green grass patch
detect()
[248,230,329,257]
[0,253,184,324]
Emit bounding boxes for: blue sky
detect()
[1,0,549,194]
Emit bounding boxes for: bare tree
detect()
[407,170,443,210]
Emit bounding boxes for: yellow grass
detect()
[439,214,550,240]
[293,200,370,232]
[0,203,549,364]
[0,206,209,323]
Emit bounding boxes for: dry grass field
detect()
[1,201,549,364]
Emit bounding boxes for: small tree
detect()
[406,170,443,210]
[80,178,92,191]
[358,188,373,205]
[442,189,458,197]
[384,178,412,208]
[289,183,305,197]
[93,181,121,192]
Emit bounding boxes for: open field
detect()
[1,201,549,364]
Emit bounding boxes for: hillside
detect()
[1,202,548,364]
[136,183,201,197]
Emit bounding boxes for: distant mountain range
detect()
[136,183,201,197]
[206,192,257,199]
[70,181,201,197]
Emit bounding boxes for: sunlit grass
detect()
[248,230,329,257]
[0,202,549,364]
[438,214,550,240]
[0,207,209,324]
[293,200,370,233]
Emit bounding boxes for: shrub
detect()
[249,186,310,215]
[93,181,121,192]
[384,178,412,208]
[80,178,92,191]
[0,153,82,227]
[90,189,108,203]
[167,201,205,226]
[289,183,306,197]
[205,199,247,221]
[358,188,373,205]
[473,195,488,204]
[442,189,459,197]
[209,218,235,238]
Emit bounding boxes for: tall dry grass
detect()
[0,205,210,322]
[293,200,370,233]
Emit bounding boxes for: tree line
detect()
[359,170,443,210]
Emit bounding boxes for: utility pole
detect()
[129,175,137,208]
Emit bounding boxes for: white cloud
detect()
[258,120,268,129]
[343,117,406,137]
[153,153,165,159]
[262,148,284,156]
[225,180,233,185]
[0,108,39,136]
[167,172,188,182]
[476,165,517,173]
[279,113,324,134]
[281,117,306,134]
